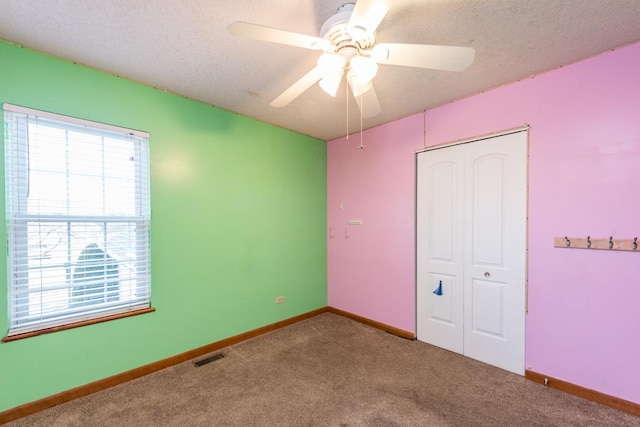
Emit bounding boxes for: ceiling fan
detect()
[228,0,475,118]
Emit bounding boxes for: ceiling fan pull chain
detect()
[359,93,365,149]
[346,79,349,140]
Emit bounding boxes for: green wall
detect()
[0,41,327,412]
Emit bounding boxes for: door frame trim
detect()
[415,124,530,155]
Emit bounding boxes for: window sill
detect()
[1,307,156,343]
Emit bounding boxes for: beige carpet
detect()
[6,313,639,426]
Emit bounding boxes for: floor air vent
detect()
[193,353,225,367]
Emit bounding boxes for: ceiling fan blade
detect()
[271,67,322,107]
[348,0,391,33]
[352,84,382,118]
[373,43,475,72]
[228,21,330,51]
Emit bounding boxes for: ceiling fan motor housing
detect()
[320,3,375,54]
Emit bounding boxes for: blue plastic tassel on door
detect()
[433,280,443,296]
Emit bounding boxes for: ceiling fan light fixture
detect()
[350,56,378,81]
[319,74,343,97]
[347,70,371,97]
[317,52,346,75]
[317,53,346,97]
[348,55,378,96]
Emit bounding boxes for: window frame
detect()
[2,104,153,341]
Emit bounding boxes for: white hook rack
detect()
[553,236,639,252]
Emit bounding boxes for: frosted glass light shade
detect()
[350,56,378,81]
[348,71,371,97]
[348,56,378,96]
[319,74,342,96]
[317,53,345,97]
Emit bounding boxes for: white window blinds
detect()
[3,104,151,337]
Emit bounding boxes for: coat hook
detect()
[564,236,571,247]
[586,236,591,248]
[608,236,614,249]
[633,237,638,251]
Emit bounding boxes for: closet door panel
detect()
[463,132,527,375]
[416,146,465,354]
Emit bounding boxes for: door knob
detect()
[484,272,491,278]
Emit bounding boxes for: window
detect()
[3,104,151,339]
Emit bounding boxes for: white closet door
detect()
[462,132,527,375]
[416,131,527,375]
[416,144,465,354]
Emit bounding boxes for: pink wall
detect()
[327,41,640,404]
[328,114,423,332]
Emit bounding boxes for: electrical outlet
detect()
[275,296,285,304]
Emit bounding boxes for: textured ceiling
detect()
[1,0,639,141]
